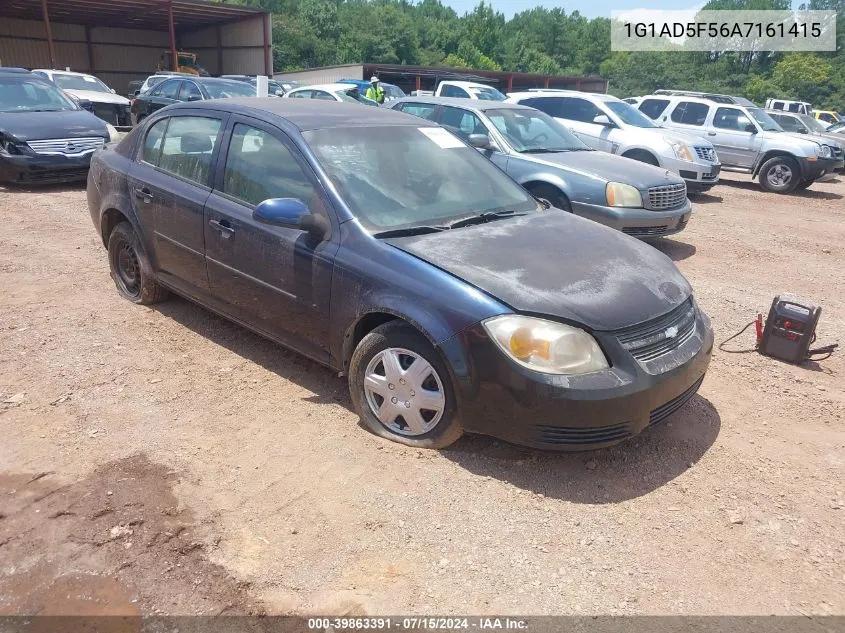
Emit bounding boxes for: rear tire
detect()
[758,156,801,193]
[107,221,168,305]
[526,183,572,212]
[349,321,463,449]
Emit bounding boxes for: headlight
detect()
[0,134,22,155]
[482,315,609,375]
[817,144,832,158]
[105,123,120,143]
[666,137,693,161]
[606,182,643,207]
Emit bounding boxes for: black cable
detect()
[718,321,759,354]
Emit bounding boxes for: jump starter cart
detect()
[759,294,823,363]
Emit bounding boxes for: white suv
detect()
[635,94,838,193]
[508,90,720,192]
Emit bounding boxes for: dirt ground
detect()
[1,173,844,618]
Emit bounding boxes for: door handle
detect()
[707,131,717,136]
[209,218,235,239]
[133,187,153,203]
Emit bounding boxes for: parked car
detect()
[766,110,845,175]
[284,83,379,106]
[127,80,144,99]
[0,68,116,185]
[220,75,286,96]
[826,121,845,135]
[812,110,842,127]
[765,98,812,116]
[86,98,713,450]
[137,71,197,96]
[32,69,131,130]
[411,90,434,97]
[507,90,721,192]
[635,93,839,193]
[130,76,259,125]
[435,81,508,101]
[391,97,693,238]
[622,97,642,106]
[338,79,406,102]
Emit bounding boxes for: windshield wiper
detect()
[446,209,527,230]
[372,225,448,238]
[520,148,570,154]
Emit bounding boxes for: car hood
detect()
[0,109,108,142]
[810,131,845,149]
[655,126,713,148]
[63,89,130,105]
[387,211,692,331]
[518,149,684,190]
[765,131,822,150]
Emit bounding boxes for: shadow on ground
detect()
[649,238,696,261]
[0,182,87,195]
[688,191,723,204]
[719,179,843,200]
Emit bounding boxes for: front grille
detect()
[16,167,90,183]
[92,102,124,126]
[534,422,631,446]
[649,375,704,427]
[647,183,686,210]
[615,298,697,362]
[622,225,669,237]
[694,146,716,162]
[26,137,104,156]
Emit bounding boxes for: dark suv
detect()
[130,77,258,126]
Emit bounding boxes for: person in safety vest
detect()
[365,76,385,104]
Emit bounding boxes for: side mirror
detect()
[111,88,116,94]
[798,127,809,134]
[593,114,614,127]
[744,123,758,133]
[133,90,141,97]
[186,94,202,102]
[468,133,493,149]
[253,198,328,238]
[274,89,285,97]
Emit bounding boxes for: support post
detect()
[262,13,272,76]
[168,2,178,72]
[575,78,581,91]
[507,73,513,92]
[415,74,421,93]
[216,26,223,75]
[543,76,550,89]
[41,0,57,69]
[85,26,95,73]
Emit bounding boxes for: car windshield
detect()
[486,108,590,153]
[604,100,659,128]
[53,74,111,93]
[203,81,259,99]
[384,85,406,99]
[469,86,507,101]
[338,88,379,106]
[304,125,537,231]
[0,77,77,112]
[747,107,782,132]
[828,121,845,132]
[799,114,830,133]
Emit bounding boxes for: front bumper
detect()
[817,159,844,180]
[0,151,93,185]
[662,155,721,185]
[798,156,840,181]
[439,305,714,450]
[573,198,692,238]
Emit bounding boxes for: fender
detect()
[619,144,662,164]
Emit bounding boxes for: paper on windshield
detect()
[418,127,464,149]
[84,76,97,82]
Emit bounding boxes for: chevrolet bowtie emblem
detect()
[664,326,679,339]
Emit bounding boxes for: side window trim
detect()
[137,111,228,189]
[139,116,170,167]
[212,114,335,221]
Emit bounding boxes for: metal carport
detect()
[0,0,271,94]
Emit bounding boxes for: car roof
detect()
[642,93,754,108]
[0,67,34,75]
[288,83,354,92]
[393,96,535,112]
[33,69,93,77]
[166,98,433,131]
[508,90,620,103]
[440,81,498,89]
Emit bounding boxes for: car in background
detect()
[127,80,144,99]
[508,90,721,192]
[765,98,812,116]
[338,79,406,102]
[411,90,434,97]
[622,97,642,106]
[636,93,839,193]
[87,98,712,450]
[130,76,259,125]
[221,75,286,96]
[391,97,693,239]
[137,71,198,97]
[435,81,507,101]
[826,121,845,135]
[766,110,845,175]
[33,69,131,130]
[284,83,379,106]
[813,110,841,127]
[0,68,116,185]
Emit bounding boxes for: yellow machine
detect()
[157,51,209,76]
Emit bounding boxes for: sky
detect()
[440,0,711,20]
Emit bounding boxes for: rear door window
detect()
[154,79,181,100]
[396,103,437,120]
[438,106,487,139]
[179,81,202,101]
[441,84,470,98]
[156,116,222,186]
[713,107,753,131]
[639,98,670,119]
[670,101,709,126]
[142,118,168,166]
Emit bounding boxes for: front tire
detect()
[759,156,801,193]
[349,321,462,449]
[107,221,168,305]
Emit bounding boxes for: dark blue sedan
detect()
[86,99,713,450]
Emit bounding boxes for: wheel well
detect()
[622,149,660,166]
[100,208,129,246]
[342,312,400,371]
[753,150,799,177]
[522,181,568,203]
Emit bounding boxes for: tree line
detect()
[214,0,845,108]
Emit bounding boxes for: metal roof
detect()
[1,0,266,31]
